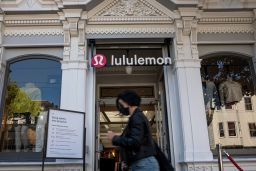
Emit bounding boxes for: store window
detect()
[201,55,256,154]
[0,57,62,153]
[248,123,256,137]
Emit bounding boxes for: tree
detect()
[5,81,41,117]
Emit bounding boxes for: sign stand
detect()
[42,109,86,171]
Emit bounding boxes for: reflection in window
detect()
[228,122,236,137]
[249,123,256,137]
[201,56,256,151]
[0,58,62,153]
[218,122,225,137]
[244,97,253,111]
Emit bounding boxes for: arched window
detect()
[201,55,256,155]
[0,57,62,156]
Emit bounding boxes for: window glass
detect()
[218,122,225,137]
[244,97,253,110]
[228,122,236,137]
[0,58,62,153]
[201,56,256,153]
[249,123,256,137]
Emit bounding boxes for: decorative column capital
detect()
[61,60,88,71]
[175,7,199,37]
[174,9,199,60]
[175,16,198,42]
[253,9,256,19]
[253,9,256,39]
[60,10,84,45]
[174,58,201,69]
[0,13,4,45]
[59,9,87,62]
[0,62,6,73]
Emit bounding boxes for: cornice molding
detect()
[199,0,256,9]
[85,25,175,35]
[4,27,64,36]
[3,14,62,26]
[87,16,173,24]
[198,17,254,24]
[4,19,61,26]
[198,24,255,34]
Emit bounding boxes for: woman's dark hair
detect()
[116,90,141,106]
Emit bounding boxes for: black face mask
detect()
[119,106,130,116]
[117,102,130,116]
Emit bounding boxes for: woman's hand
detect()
[107,131,116,141]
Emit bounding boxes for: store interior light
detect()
[104,124,109,130]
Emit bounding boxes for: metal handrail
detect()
[223,151,244,171]
[217,144,244,171]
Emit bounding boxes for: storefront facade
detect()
[0,0,256,171]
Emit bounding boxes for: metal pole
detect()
[217,144,224,171]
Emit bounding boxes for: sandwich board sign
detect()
[42,109,85,171]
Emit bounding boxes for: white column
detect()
[0,15,5,105]
[85,58,96,171]
[165,59,213,171]
[253,11,256,77]
[0,60,6,105]
[58,9,96,171]
[167,10,213,170]
[175,58,212,161]
[60,60,87,112]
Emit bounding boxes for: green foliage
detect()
[4,82,41,117]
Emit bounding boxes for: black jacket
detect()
[112,108,156,165]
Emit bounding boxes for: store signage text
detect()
[91,54,172,68]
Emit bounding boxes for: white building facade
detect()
[0,0,256,171]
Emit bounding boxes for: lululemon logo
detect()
[92,54,107,68]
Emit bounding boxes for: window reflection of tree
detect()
[0,82,41,151]
[201,56,255,96]
[0,58,61,153]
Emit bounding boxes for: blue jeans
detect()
[130,156,160,171]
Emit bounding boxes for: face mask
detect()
[117,103,130,116]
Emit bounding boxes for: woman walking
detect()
[107,90,159,171]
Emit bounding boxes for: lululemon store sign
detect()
[91,54,172,68]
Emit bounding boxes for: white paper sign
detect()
[46,109,85,159]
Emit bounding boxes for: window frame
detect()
[248,123,256,138]
[0,55,62,162]
[218,122,225,138]
[227,122,237,137]
[201,54,256,158]
[244,96,253,111]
